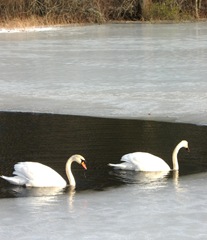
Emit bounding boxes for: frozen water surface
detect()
[0,22,207,124]
[1,23,207,239]
[1,172,207,239]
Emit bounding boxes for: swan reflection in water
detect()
[0,185,76,212]
[109,170,180,189]
[1,186,65,197]
[1,185,76,207]
[109,168,182,191]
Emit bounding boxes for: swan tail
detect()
[108,163,128,170]
[1,175,26,186]
[108,163,117,167]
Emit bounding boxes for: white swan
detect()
[1,154,87,187]
[108,140,189,171]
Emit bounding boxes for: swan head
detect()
[180,140,189,152]
[71,154,87,170]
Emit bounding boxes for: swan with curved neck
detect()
[65,155,87,186]
[1,154,87,187]
[108,140,189,171]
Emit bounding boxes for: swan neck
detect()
[172,144,181,170]
[66,158,76,187]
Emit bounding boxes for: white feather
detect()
[108,140,189,172]
[1,154,87,188]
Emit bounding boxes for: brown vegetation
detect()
[0,0,207,28]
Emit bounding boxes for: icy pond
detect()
[0,22,207,239]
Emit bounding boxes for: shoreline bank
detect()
[1,18,207,33]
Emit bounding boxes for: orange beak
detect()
[81,161,87,170]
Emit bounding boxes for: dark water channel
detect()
[0,111,207,198]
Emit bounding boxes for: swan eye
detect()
[186,147,190,152]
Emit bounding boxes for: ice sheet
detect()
[1,172,207,239]
[0,23,207,125]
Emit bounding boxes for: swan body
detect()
[108,140,189,171]
[1,154,87,187]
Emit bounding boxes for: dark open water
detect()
[0,111,207,198]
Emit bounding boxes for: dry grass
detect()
[0,0,206,28]
[0,0,140,28]
[1,16,46,29]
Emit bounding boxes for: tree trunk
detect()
[198,0,202,9]
[195,0,199,18]
[141,0,152,11]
